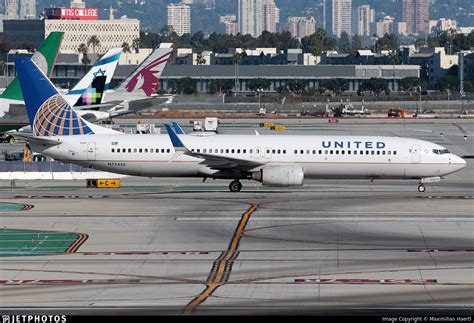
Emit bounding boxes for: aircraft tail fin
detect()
[67,48,122,106]
[116,43,173,97]
[0,32,64,101]
[15,57,115,136]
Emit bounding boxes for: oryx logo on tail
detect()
[125,51,172,96]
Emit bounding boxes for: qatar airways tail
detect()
[14,55,466,193]
[105,43,174,102]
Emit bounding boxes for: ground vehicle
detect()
[388,108,407,118]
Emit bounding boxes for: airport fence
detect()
[0,161,92,173]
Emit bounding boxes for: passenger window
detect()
[300,150,304,154]
[134,148,137,153]
[220,149,224,153]
[353,150,357,155]
[122,149,126,153]
[250,149,253,154]
[238,149,241,154]
[226,149,229,153]
[393,151,397,155]
[283,150,286,154]
[203,149,207,153]
[376,151,380,155]
[111,148,115,153]
[232,149,235,153]
[335,150,339,155]
[360,150,364,155]
[145,149,148,153]
[197,149,200,153]
[318,150,322,154]
[341,150,345,155]
[161,149,165,153]
[167,149,170,153]
[272,149,275,154]
[388,151,391,155]
[277,149,281,154]
[382,151,386,155]
[312,150,316,154]
[294,150,297,154]
[371,151,375,155]
[150,149,154,153]
[139,149,142,153]
[325,150,328,154]
[348,150,351,155]
[243,149,247,154]
[330,150,333,155]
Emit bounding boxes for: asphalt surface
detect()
[0,119,472,315]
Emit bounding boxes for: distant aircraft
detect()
[13,56,467,193]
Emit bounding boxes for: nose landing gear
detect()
[229,180,243,192]
[417,184,426,193]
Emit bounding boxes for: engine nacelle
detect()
[252,165,304,187]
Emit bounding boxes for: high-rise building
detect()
[263,0,279,33]
[357,5,374,36]
[167,3,191,36]
[323,0,352,37]
[6,0,19,19]
[238,0,264,37]
[376,16,394,37]
[287,16,316,39]
[398,0,429,34]
[19,0,35,19]
[70,0,86,9]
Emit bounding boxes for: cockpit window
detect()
[433,149,450,155]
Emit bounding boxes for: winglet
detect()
[172,121,186,134]
[165,124,186,151]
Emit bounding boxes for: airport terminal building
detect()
[45,63,420,93]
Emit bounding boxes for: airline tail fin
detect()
[66,48,122,106]
[172,121,186,134]
[116,43,173,97]
[15,57,115,136]
[0,32,64,101]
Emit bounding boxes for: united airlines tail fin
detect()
[66,48,122,106]
[15,57,116,136]
[115,43,173,97]
[1,32,64,101]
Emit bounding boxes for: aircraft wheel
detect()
[417,184,426,193]
[229,180,242,192]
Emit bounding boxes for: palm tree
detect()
[122,42,131,64]
[87,35,100,54]
[78,43,90,65]
[132,38,141,53]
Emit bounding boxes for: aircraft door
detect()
[254,147,261,159]
[87,142,96,161]
[411,145,421,163]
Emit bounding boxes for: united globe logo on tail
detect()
[125,51,172,96]
[33,94,94,136]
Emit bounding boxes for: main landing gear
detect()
[229,180,243,192]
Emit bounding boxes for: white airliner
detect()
[14,56,467,192]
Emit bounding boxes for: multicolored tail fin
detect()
[15,57,115,136]
[66,48,122,106]
[116,43,173,97]
[1,32,64,101]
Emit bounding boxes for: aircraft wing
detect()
[10,132,62,146]
[165,124,263,171]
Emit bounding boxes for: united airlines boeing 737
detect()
[14,57,466,192]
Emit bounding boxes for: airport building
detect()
[3,6,140,53]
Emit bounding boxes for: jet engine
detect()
[252,165,304,187]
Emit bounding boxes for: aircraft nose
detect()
[450,155,467,171]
